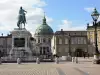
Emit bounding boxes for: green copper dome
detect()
[35,15,53,35]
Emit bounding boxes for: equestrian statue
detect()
[17,6,27,29]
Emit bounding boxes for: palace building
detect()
[0,15,99,61]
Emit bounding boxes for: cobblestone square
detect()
[0,57,100,75]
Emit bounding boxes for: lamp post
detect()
[91,8,100,64]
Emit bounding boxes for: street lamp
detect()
[91,8,100,64]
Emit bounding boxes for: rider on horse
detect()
[17,6,27,29]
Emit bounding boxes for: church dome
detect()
[35,15,53,35]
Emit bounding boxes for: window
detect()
[59,38,62,44]
[48,38,51,43]
[38,38,40,43]
[71,37,77,44]
[90,35,93,43]
[65,38,68,44]
[43,47,46,54]
[97,37,100,43]
[71,38,74,44]
[78,37,81,44]
[65,48,68,52]
[58,48,61,52]
[90,32,93,35]
[80,38,84,44]
[47,47,49,52]
[43,38,46,43]
[83,38,86,44]
[40,47,42,54]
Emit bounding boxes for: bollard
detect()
[55,57,59,64]
[17,58,21,64]
[36,57,40,64]
[75,57,78,63]
[72,57,75,63]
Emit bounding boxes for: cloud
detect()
[58,20,86,31]
[84,7,94,12]
[0,0,52,36]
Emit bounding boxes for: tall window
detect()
[58,48,61,52]
[59,38,62,44]
[43,38,46,43]
[83,38,86,44]
[78,37,81,44]
[48,38,51,43]
[38,38,40,43]
[90,35,93,43]
[47,47,49,52]
[43,47,46,54]
[71,38,74,44]
[65,38,68,44]
[71,38,77,44]
[40,47,42,54]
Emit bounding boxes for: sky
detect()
[0,0,100,36]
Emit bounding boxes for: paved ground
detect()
[0,57,99,75]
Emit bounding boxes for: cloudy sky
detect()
[0,0,100,36]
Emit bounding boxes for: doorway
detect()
[75,49,84,57]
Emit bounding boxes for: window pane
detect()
[59,38,62,44]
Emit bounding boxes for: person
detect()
[19,6,27,22]
[19,6,27,15]
[17,6,27,28]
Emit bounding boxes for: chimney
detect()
[61,29,63,31]
[1,33,3,36]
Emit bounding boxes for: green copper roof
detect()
[35,14,53,35]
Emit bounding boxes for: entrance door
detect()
[75,49,84,57]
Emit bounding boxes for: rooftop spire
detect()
[42,12,47,25]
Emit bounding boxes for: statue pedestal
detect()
[9,28,33,61]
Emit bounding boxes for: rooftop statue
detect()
[17,6,27,29]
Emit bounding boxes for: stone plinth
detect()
[9,28,33,61]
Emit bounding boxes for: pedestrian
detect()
[83,53,85,59]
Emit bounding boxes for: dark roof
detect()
[55,31,87,35]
